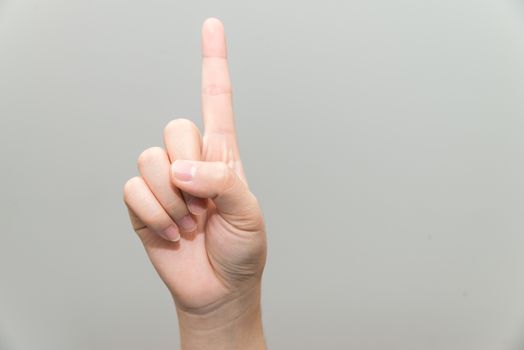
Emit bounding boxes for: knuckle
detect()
[164,118,198,134]
[137,146,164,168]
[123,176,142,203]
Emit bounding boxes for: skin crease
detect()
[123,18,267,350]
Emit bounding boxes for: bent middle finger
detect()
[163,118,208,215]
[137,147,197,232]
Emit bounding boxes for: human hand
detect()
[123,18,267,350]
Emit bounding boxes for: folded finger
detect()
[123,176,181,242]
[163,119,207,215]
[137,147,197,232]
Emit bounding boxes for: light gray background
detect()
[1,0,523,349]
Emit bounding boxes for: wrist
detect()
[175,281,266,350]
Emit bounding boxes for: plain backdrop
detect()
[1,1,524,349]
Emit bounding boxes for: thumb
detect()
[171,160,261,223]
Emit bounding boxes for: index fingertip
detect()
[203,17,224,30]
[202,17,227,58]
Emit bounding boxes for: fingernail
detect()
[179,214,197,232]
[172,160,195,182]
[188,197,207,215]
[162,225,181,242]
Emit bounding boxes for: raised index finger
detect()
[200,18,240,159]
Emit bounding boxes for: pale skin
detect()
[123,18,267,350]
